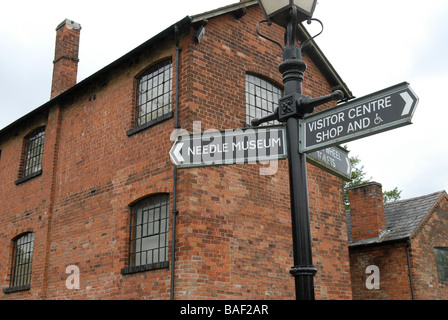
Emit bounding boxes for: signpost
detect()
[306,146,351,181]
[169,126,287,168]
[168,0,421,300]
[169,81,419,300]
[299,82,419,154]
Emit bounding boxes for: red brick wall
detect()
[349,195,448,300]
[349,182,386,242]
[0,5,352,300]
[308,164,352,299]
[409,195,448,300]
[0,105,60,299]
[349,242,412,300]
[175,7,351,299]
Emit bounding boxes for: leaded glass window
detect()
[10,233,35,289]
[246,74,282,126]
[128,194,170,269]
[22,127,45,178]
[136,59,173,127]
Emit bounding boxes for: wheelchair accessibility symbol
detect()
[374,113,384,125]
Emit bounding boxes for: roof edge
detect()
[0,16,192,136]
[189,0,354,100]
[349,237,408,248]
[408,191,448,240]
[384,190,446,207]
[348,190,447,247]
[190,0,258,24]
[0,1,261,135]
[1,0,354,136]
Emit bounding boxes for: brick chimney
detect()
[51,19,81,99]
[348,182,386,242]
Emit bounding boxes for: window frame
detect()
[3,232,35,294]
[434,247,448,284]
[15,127,46,185]
[245,74,282,127]
[127,59,174,136]
[121,194,170,275]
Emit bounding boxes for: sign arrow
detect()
[299,82,419,154]
[400,91,414,116]
[306,146,352,181]
[170,142,184,165]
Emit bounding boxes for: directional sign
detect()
[299,82,419,153]
[306,146,352,181]
[170,126,287,168]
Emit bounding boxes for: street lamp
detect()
[258,0,317,27]
[252,0,343,300]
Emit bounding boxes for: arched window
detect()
[5,233,35,292]
[135,59,173,128]
[122,194,170,274]
[16,126,45,184]
[245,74,282,126]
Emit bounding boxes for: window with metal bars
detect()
[121,194,170,274]
[3,233,34,293]
[245,74,282,126]
[135,59,173,129]
[16,127,45,184]
[434,247,448,283]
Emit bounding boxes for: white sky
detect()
[1,0,447,200]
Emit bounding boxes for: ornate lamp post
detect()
[252,0,343,300]
[258,0,317,28]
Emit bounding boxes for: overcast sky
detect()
[1,0,447,200]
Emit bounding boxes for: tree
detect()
[383,187,402,204]
[343,153,401,210]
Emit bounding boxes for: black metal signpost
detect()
[169,0,420,301]
[251,0,419,300]
[251,5,344,299]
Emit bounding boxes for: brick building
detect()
[0,1,354,299]
[347,182,448,300]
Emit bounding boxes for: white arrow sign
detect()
[400,91,414,116]
[170,142,184,164]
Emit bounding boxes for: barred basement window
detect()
[16,127,45,184]
[246,74,282,126]
[434,247,448,283]
[3,233,35,293]
[135,59,173,129]
[121,194,170,274]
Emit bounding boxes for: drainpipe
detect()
[406,239,415,300]
[170,24,181,301]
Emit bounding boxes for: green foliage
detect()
[343,147,401,209]
[383,187,402,203]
